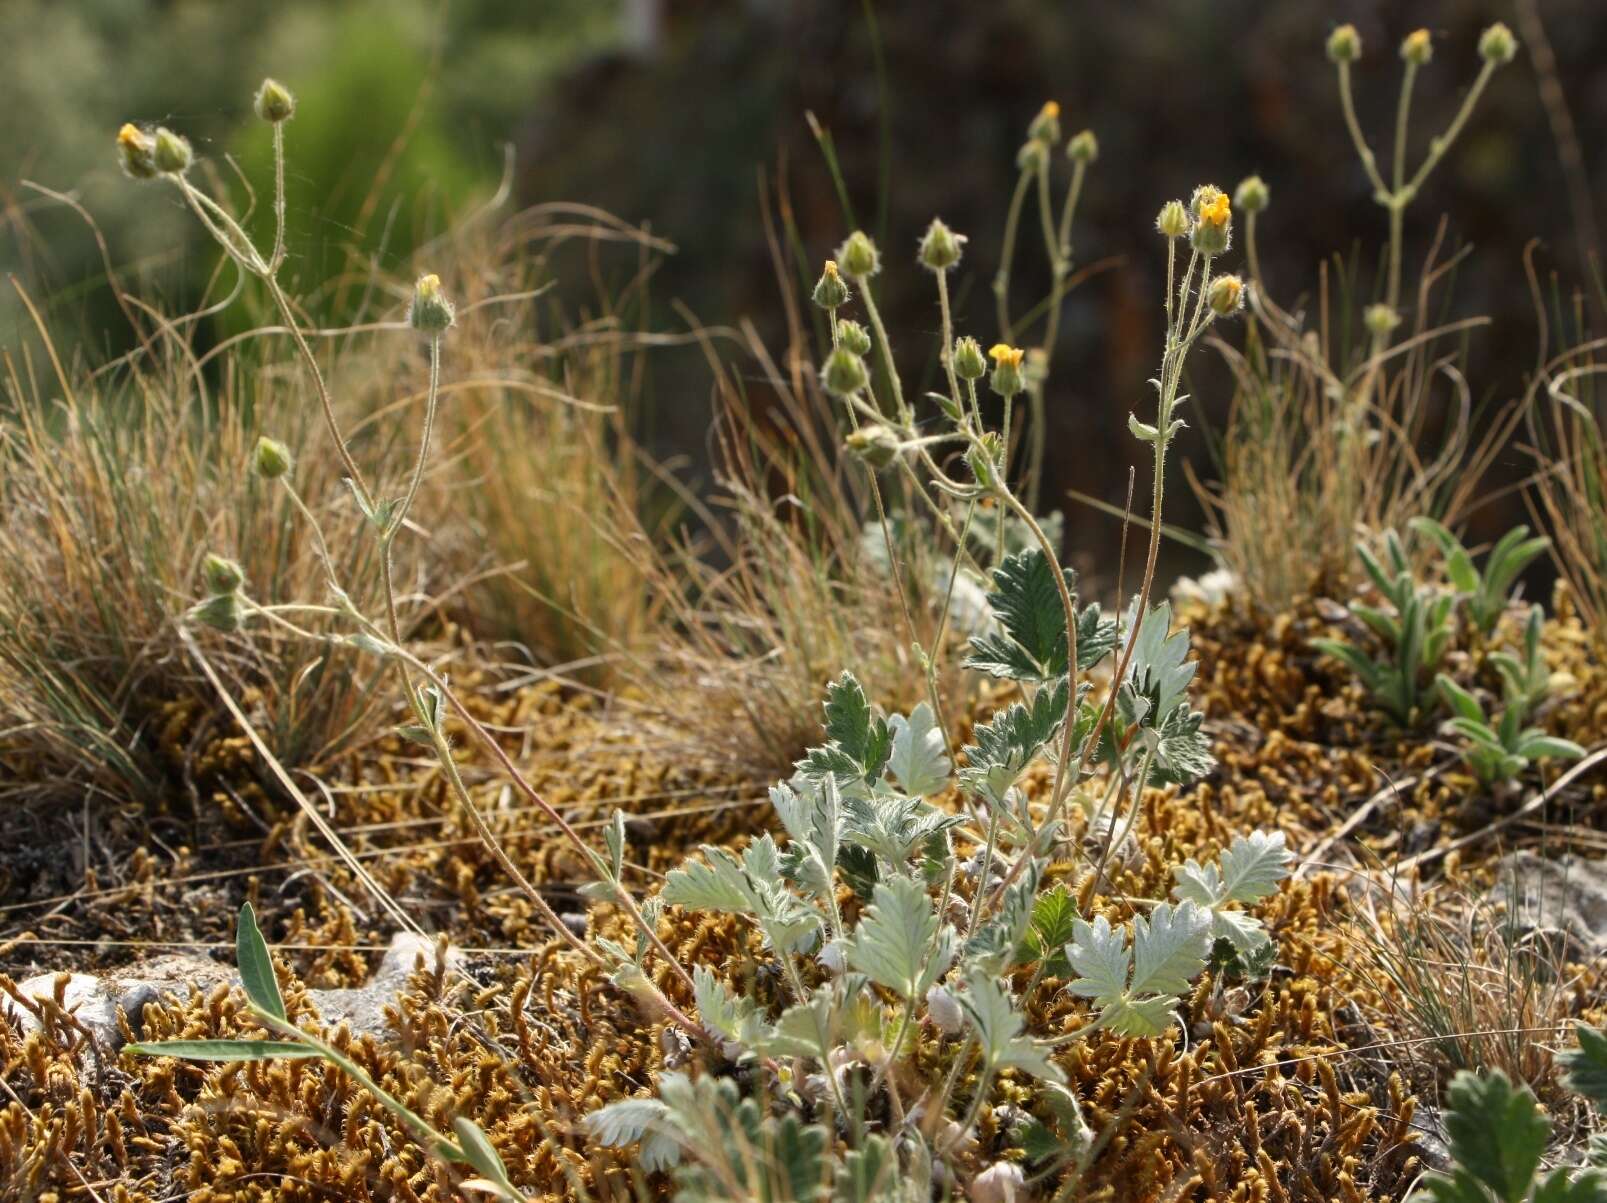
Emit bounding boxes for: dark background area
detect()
[7,0,1607,584]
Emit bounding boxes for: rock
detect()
[2,931,462,1050]
[4,972,153,1049]
[1489,852,1607,959]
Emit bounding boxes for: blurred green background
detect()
[5,0,1606,580]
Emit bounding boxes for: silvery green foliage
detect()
[1171,830,1292,957]
[588,549,1272,1188]
[1065,901,1212,1037]
[1102,600,1216,787]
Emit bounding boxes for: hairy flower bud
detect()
[152,127,193,176]
[1015,139,1049,174]
[926,983,964,1034]
[1189,185,1232,255]
[953,336,987,381]
[1156,200,1189,240]
[836,230,881,280]
[1364,302,1402,336]
[836,319,873,357]
[116,124,158,180]
[408,273,455,334]
[846,423,901,469]
[1400,28,1433,66]
[988,344,1025,398]
[812,259,850,310]
[1478,22,1518,65]
[970,1161,1026,1203]
[1027,100,1061,146]
[1066,128,1099,164]
[967,432,1004,490]
[203,554,245,595]
[1234,175,1269,214]
[1327,24,1362,64]
[918,218,965,272]
[253,436,293,480]
[821,346,869,396]
[192,592,242,633]
[254,78,297,124]
[1207,274,1245,317]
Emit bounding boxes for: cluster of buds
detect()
[1017,100,1098,172]
[1326,20,1516,67]
[117,124,192,179]
[194,553,246,632]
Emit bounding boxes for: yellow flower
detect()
[1040,101,1060,120]
[1401,28,1432,65]
[1197,189,1230,230]
[118,123,145,150]
[989,344,1025,369]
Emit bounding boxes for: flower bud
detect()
[253,436,293,480]
[1400,28,1433,66]
[1016,140,1049,174]
[254,78,296,124]
[408,273,455,334]
[1234,175,1269,214]
[1156,200,1190,240]
[152,127,193,176]
[1207,274,1245,317]
[1478,22,1517,65]
[967,432,1004,490]
[1066,129,1099,164]
[953,336,987,381]
[846,423,901,469]
[836,319,873,357]
[1327,24,1362,64]
[192,592,242,633]
[203,554,245,595]
[918,218,965,272]
[811,259,850,310]
[1189,185,1232,255]
[988,344,1025,398]
[926,983,964,1034]
[1023,347,1049,389]
[1027,100,1061,146]
[1364,303,1401,336]
[821,346,869,396]
[970,1162,1026,1203]
[836,230,881,280]
[116,124,158,180]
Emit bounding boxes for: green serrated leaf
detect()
[236,902,285,1021]
[848,875,953,1000]
[1442,1070,1549,1203]
[886,703,951,797]
[1560,1024,1607,1108]
[959,679,1070,801]
[822,672,892,780]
